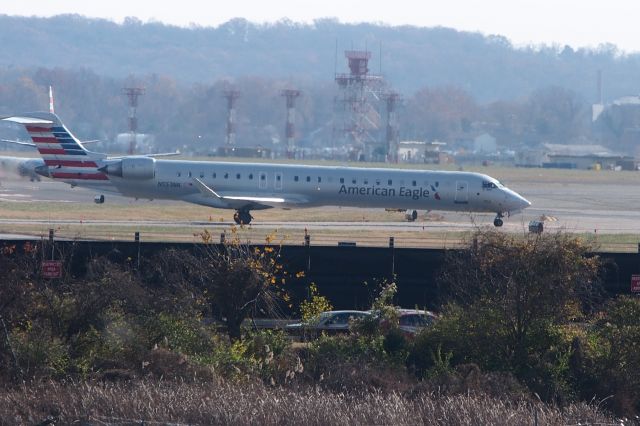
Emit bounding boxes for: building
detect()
[517,143,636,170]
[397,141,450,164]
[473,133,497,154]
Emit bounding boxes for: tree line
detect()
[0,230,639,419]
[1,15,639,102]
[0,67,602,153]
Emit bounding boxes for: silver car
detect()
[397,309,437,335]
[286,310,370,337]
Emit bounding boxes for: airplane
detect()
[1,112,531,227]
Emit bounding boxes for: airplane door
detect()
[259,172,267,189]
[274,172,283,191]
[455,180,469,204]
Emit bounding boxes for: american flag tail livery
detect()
[1,112,108,183]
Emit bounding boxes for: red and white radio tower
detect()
[223,89,241,147]
[383,91,401,163]
[281,89,301,158]
[122,87,145,155]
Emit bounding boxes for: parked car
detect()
[285,310,370,338]
[397,309,437,335]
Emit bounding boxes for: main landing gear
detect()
[233,209,253,225]
[493,213,504,227]
[94,194,105,204]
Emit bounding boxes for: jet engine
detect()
[101,157,156,180]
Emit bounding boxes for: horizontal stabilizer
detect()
[0,139,36,147]
[1,116,53,125]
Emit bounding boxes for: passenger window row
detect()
[174,171,438,188]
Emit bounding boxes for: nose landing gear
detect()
[233,209,253,225]
[493,212,504,227]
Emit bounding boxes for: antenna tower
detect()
[223,89,241,146]
[382,91,401,163]
[122,87,145,154]
[335,49,385,161]
[281,89,301,158]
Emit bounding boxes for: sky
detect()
[3,0,640,52]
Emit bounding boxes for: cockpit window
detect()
[482,181,498,189]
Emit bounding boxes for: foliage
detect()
[299,282,333,323]
[1,238,640,418]
[141,312,212,356]
[146,229,289,341]
[426,230,604,403]
[581,296,640,416]
[194,329,302,385]
[439,230,602,368]
[352,278,399,338]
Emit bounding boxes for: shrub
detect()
[299,282,333,323]
[581,296,640,416]
[141,312,212,356]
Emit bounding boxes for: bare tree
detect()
[149,231,288,341]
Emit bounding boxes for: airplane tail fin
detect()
[1,112,108,182]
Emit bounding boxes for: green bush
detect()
[11,326,70,379]
[141,312,212,356]
[580,296,640,416]
[406,303,578,404]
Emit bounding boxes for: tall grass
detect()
[0,380,616,425]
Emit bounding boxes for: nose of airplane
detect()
[505,189,531,211]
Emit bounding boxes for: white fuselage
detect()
[2,112,530,221]
[96,160,529,214]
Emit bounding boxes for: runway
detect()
[1,169,640,249]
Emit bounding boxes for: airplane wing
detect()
[146,152,181,157]
[109,151,180,160]
[191,178,306,209]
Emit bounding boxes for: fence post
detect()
[48,228,54,260]
[304,230,311,273]
[134,232,140,269]
[389,237,395,277]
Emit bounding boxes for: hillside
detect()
[2,15,640,102]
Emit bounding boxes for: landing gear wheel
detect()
[233,210,253,225]
[411,210,418,221]
[493,218,504,227]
